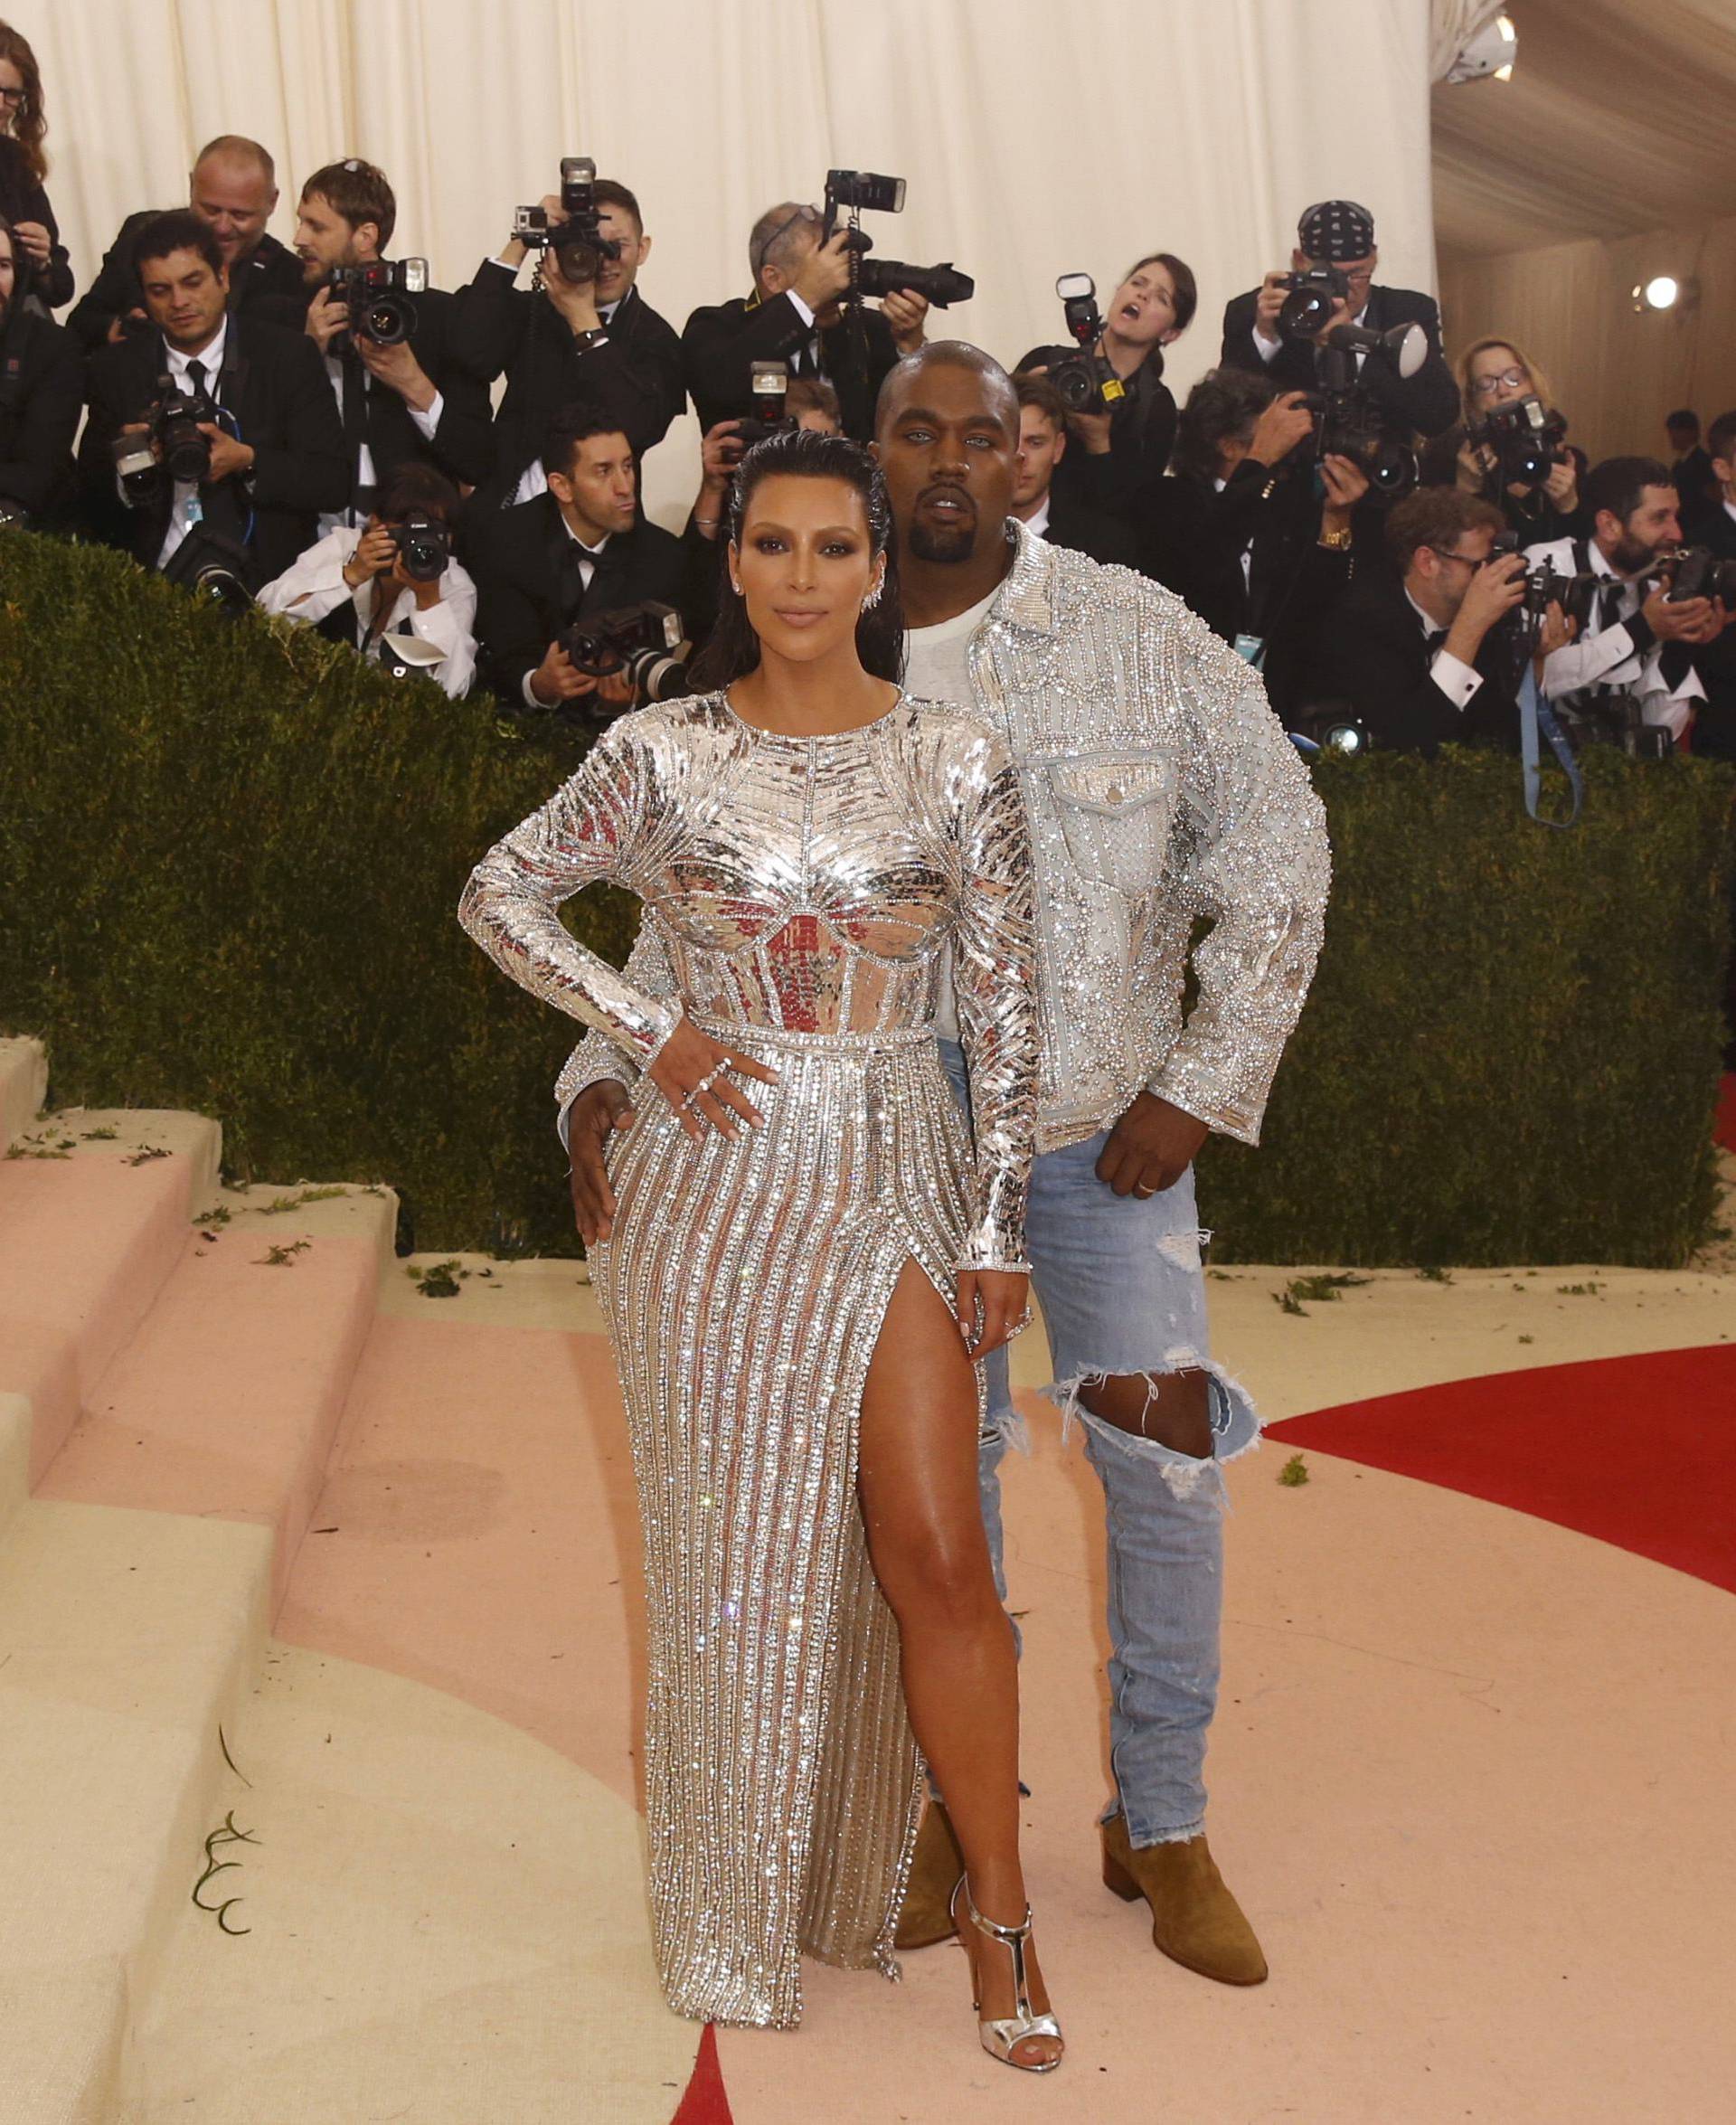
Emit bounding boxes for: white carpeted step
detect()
[0,1496,273,2124]
[0,1035,48,1157]
[0,1392,28,1548]
[0,1111,222,1482]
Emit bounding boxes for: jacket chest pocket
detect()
[1041,751,1175,898]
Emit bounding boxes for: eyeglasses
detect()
[0,86,26,107]
[750,203,821,278]
[1469,367,1529,396]
[1427,545,1487,569]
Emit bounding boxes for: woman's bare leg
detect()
[857,1261,1059,2067]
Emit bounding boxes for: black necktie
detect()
[1422,625,1447,653]
[184,358,208,404]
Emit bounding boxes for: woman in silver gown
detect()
[459,431,1063,2069]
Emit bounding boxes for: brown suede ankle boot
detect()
[894,1799,965,1950]
[1100,1813,1269,1985]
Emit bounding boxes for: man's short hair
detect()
[787,376,842,427]
[592,179,643,234]
[1665,409,1699,433]
[542,401,632,484]
[749,201,821,281]
[1584,456,1675,526]
[1014,375,1069,430]
[1170,365,1274,484]
[300,158,397,250]
[135,209,224,284]
[1705,411,1736,467]
[1383,486,1505,571]
[874,340,1019,436]
[379,461,460,524]
[1123,251,1198,335]
[193,135,276,186]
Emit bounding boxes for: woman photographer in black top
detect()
[0,22,71,312]
[0,212,83,524]
[1420,335,1589,542]
[1015,251,1196,527]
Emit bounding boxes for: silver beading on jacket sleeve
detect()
[949,739,1039,1271]
[457,717,681,1063]
[553,917,676,1120]
[1146,633,1330,1144]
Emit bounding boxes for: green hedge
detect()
[3,531,1731,1264]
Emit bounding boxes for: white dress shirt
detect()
[257,524,479,699]
[1403,586,1483,710]
[154,320,228,569]
[1528,535,1705,738]
[1021,492,1052,540]
[522,514,612,706]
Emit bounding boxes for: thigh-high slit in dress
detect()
[458,689,1037,2029]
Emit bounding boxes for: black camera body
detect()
[1554,691,1675,760]
[326,257,429,350]
[112,372,219,498]
[1471,395,1568,491]
[1298,383,1415,502]
[819,169,974,310]
[387,509,449,584]
[560,600,688,691]
[1666,543,1736,605]
[514,157,622,284]
[1045,274,1127,415]
[1278,265,1350,342]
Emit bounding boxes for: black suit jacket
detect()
[449,272,684,512]
[683,292,897,442]
[1219,282,1458,440]
[1037,492,1146,570]
[80,316,348,587]
[1014,343,1177,524]
[1673,446,1721,530]
[254,279,495,506]
[0,138,73,310]
[1302,568,1518,755]
[1686,503,1736,761]
[0,306,84,521]
[67,215,306,352]
[467,490,693,706]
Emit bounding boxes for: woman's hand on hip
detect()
[645,1017,780,1141]
[955,1270,1030,1361]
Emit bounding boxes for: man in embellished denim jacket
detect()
[556,344,1329,1989]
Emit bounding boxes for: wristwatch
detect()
[1317,523,1353,551]
[573,326,610,353]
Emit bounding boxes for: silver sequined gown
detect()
[458,690,1038,2028]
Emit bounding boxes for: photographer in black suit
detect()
[278,158,493,528]
[468,403,689,713]
[452,175,683,512]
[1015,252,1195,525]
[1301,486,1571,754]
[68,136,305,352]
[1221,200,1457,442]
[1687,411,1736,763]
[1008,376,1142,567]
[0,212,81,524]
[1152,367,1366,723]
[80,212,346,589]
[682,200,929,442]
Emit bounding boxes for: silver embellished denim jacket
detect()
[556,521,1329,1154]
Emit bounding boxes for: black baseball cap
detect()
[1297,200,1376,261]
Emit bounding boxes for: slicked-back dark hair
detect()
[134,209,224,284]
[1705,411,1736,468]
[688,428,905,691]
[1584,456,1675,527]
[541,400,632,484]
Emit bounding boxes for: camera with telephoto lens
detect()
[1469,395,1568,492]
[558,601,692,709]
[111,371,219,498]
[819,169,974,309]
[1297,381,1416,502]
[0,498,29,530]
[1488,531,1601,634]
[1045,275,1127,415]
[1277,265,1350,342]
[514,157,621,284]
[729,363,798,457]
[386,508,449,584]
[1665,543,1736,605]
[326,257,429,351]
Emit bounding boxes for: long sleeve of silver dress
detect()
[458,691,1038,2028]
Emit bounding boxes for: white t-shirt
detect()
[903,581,1002,1044]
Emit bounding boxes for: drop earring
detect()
[862,575,883,611]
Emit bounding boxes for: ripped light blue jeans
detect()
[940,1039,1260,1847]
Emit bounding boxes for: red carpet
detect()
[670,2026,733,2125]
[1718,1072,1736,1152]
[1269,1345,1736,1592]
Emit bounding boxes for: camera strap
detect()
[1518,663,1582,828]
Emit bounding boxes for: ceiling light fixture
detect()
[1446,14,1518,83]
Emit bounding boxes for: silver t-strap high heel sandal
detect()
[950,1875,1064,2073]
